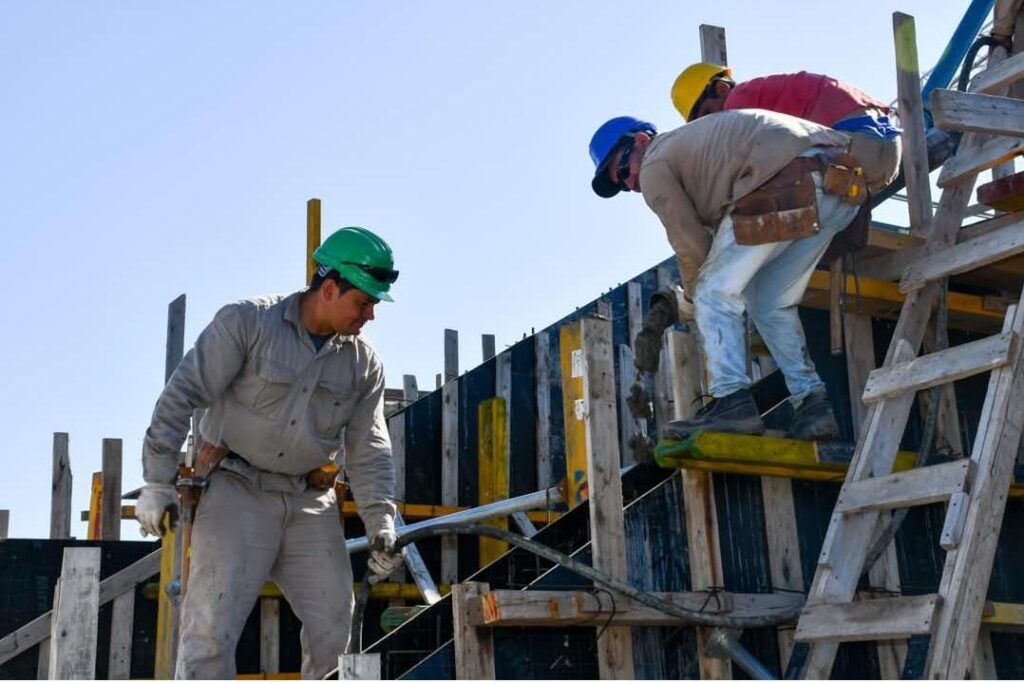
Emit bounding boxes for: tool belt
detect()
[221,451,339,492]
[732,153,868,246]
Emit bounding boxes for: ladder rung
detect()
[899,220,1024,292]
[834,460,971,515]
[969,50,1024,94]
[932,89,1024,138]
[795,594,940,643]
[862,331,1017,404]
[937,135,1024,188]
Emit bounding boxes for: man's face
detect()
[607,133,649,193]
[329,284,378,335]
[691,80,732,119]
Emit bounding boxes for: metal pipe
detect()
[346,485,563,553]
[921,0,995,117]
[705,628,777,680]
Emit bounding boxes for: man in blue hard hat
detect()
[590,110,866,441]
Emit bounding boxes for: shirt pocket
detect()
[251,356,296,418]
[311,378,353,438]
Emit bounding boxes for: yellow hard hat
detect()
[671,63,733,121]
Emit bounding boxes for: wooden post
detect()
[165,294,186,383]
[306,198,321,284]
[108,590,135,679]
[49,547,101,680]
[893,12,934,237]
[260,596,280,674]
[101,439,122,540]
[829,258,844,355]
[0,509,8,540]
[481,334,496,362]
[580,316,635,679]
[86,472,102,541]
[338,653,381,680]
[441,377,460,586]
[534,332,552,490]
[477,398,509,565]
[444,328,459,383]
[387,411,407,591]
[453,582,495,679]
[50,432,72,539]
[761,477,804,668]
[699,24,727,65]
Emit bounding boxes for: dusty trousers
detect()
[175,469,353,679]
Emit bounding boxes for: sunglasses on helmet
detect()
[342,262,400,284]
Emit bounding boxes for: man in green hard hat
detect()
[135,226,404,679]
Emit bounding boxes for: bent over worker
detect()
[135,226,404,679]
[671,64,901,194]
[589,110,866,440]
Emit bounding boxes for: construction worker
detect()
[992,0,1023,51]
[590,110,868,440]
[671,63,901,194]
[134,226,404,679]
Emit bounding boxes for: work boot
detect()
[786,388,839,441]
[661,389,764,441]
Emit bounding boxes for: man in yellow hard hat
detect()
[589,109,869,440]
[136,226,404,679]
[671,63,901,194]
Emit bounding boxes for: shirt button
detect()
[277,452,284,458]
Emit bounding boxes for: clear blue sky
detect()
[0,2,973,539]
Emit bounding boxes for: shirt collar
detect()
[284,290,355,349]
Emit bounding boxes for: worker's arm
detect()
[142,303,249,485]
[344,354,397,541]
[640,159,713,293]
[994,0,1024,39]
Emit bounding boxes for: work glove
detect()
[634,287,682,374]
[136,484,178,538]
[368,530,403,583]
[626,381,653,420]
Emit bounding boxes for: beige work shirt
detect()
[639,108,851,291]
[142,291,396,538]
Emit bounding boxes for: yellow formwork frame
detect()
[306,198,321,284]
[477,397,509,565]
[154,511,178,679]
[558,324,588,509]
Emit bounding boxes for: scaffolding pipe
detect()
[346,485,564,553]
[705,628,777,680]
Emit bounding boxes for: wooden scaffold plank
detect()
[48,547,101,680]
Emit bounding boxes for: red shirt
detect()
[723,71,888,127]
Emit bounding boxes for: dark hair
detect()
[309,268,356,294]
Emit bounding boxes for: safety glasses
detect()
[613,137,635,190]
[343,262,400,284]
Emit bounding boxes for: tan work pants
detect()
[175,470,352,679]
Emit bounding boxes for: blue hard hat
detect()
[589,116,657,198]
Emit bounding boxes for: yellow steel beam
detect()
[478,397,509,565]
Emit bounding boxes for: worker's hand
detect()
[677,294,695,323]
[368,531,403,583]
[626,381,653,420]
[634,286,686,374]
[136,484,178,538]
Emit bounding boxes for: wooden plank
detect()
[444,328,459,383]
[165,294,186,382]
[940,491,969,550]
[387,413,406,506]
[698,24,727,66]
[926,297,1024,678]
[844,314,876,439]
[760,476,804,666]
[477,398,509,565]
[452,582,494,680]
[0,510,7,540]
[260,597,280,674]
[862,331,1017,403]
[86,472,101,540]
[534,332,552,490]
[626,281,643,350]
[596,297,612,319]
[931,88,1024,137]
[834,459,971,514]
[894,12,934,236]
[467,589,804,627]
[971,629,999,679]
[100,438,122,540]
[441,378,459,586]
[580,316,635,679]
[37,639,49,679]
[617,344,640,467]
[402,374,418,405]
[900,221,1024,292]
[108,590,134,679]
[0,549,160,665]
[795,594,938,642]
[867,535,907,678]
[829,258,844,352]
[49,547,101,679]
[559,323,588,509]
[922,318,965,458]
[938,133,1024,187]
[50,432,72,539]
[338,654,381,680]
[969,49,1024,94]
[306,199,321,284]
[983,600,1024,631]
[481,334,496,362]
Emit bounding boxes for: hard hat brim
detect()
[592,164,621,198]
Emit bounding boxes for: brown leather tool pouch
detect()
[822,153,869,206]
[306,462,340,491]
[733,157,821,246]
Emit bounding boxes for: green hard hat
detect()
[313,226,398,302]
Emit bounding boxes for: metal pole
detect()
[346,485,563,553]
[705,628,777,680]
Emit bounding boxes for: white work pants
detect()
[175,469,352,679]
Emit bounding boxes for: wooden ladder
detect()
[789,17,1024,681]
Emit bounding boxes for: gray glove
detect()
[368,530,403,583]
[136,484,178,538]
[626,381,653,420]
[634,288,681,374]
